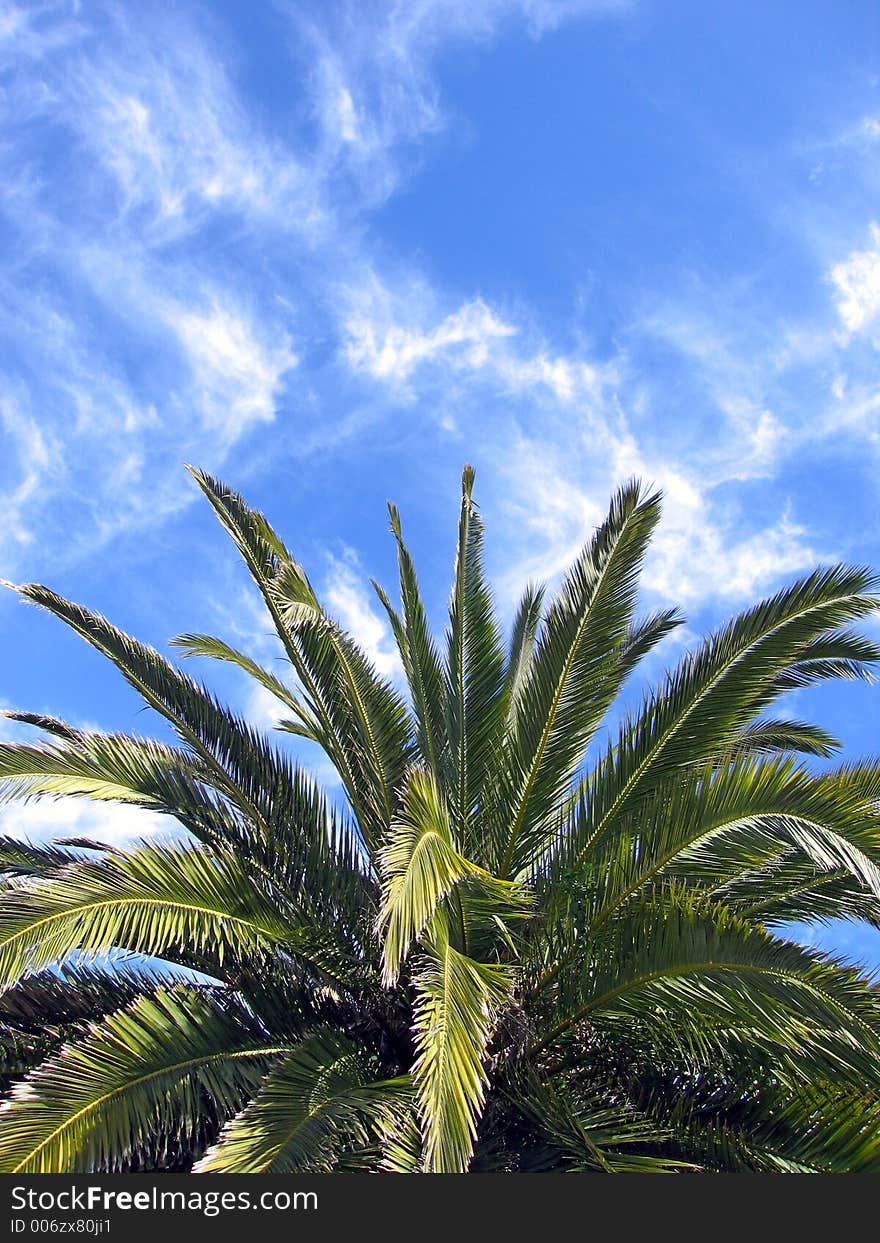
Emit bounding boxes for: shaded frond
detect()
[376,499,447,777]
[194,1031,411,1172]
[503,583,545,730]
[725,718,840,758]
[187,467,413,850]
[507,1070,694,1173]
[0,836,86,878]
[0,711,83,742]
[0,987,283,1173]
[543,893,880,1093]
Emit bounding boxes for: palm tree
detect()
[1,466,880,1173]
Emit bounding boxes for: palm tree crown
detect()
[2,465,880,1173]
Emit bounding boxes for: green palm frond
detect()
[0,728,372,945]
[188,468,414,849]
[378,768,529,981]
[503,583,545,730]
[444,465,506,853]
[505,1070,695,1173]
[544,893,880,1091]
[614,607,684,676]
[562,565,880,872]
[0,840,342,990]
[634,1073,880,1173]
[766,626,880,693]
[377,1102,424,1171]
[283,606,413,844]
[729,865,880,927]
[375,500,447,778]
[194,1031,411,1172]
[0,986,285,1173]
[171,632,323,742]
[0,963,154,1092]
[724,717,841,758]
[4,584,315,845]
[739,1084,880,1172]
[0,836,86,877]
[494,481,662,878]
[378,768,473,984]
[0,734,228,831]
[0,963,150,1035]
[411,917,513,1172]
[0,711,84,742]
[563,753,880,939]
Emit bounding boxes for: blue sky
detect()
[2,0,880,966]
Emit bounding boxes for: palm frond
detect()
[3,583,316,844]
[634,1073,880,1173]
[0,711,84,742]
[3,466,880,1173]
[0,734,226,829]
[411,917,513,1172]
[725,718,840,758]
[378,769,472,984]
[494,481,661,878]
[767,626,880,692]
[0,986,284,1173]
[187,468,413,850]
[565,565,880,871]
[0,840,337,990]
[506,1069,695,1172]
[194,1031,411,1172]
[563,754,880,939]
[0,963,155,1091]
[172,633,322,741]
[0,836,86,877]
[503,583,545,730]
[542,893,880,1093]
[378,768,529,981]
[444,466,507,854]
[376,500,447,778]
[0,720,371,951]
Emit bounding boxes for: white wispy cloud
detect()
[323,550,403,680]
[0,798,167,850]
[1,1,872,637]
[0,0,639,578]
[342,270,617,415]
[370,0,629,54]
[0,396,57,554]
[302,0,630,207]
[0,274,298,572]
[160,296,298,443]
[345,285,516,385]
[335,261,827,613]
[830,222,880,336]
[491,433,822,613]
[0,17,308,568]
[45,12,315,241]
[2,0,878,894]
